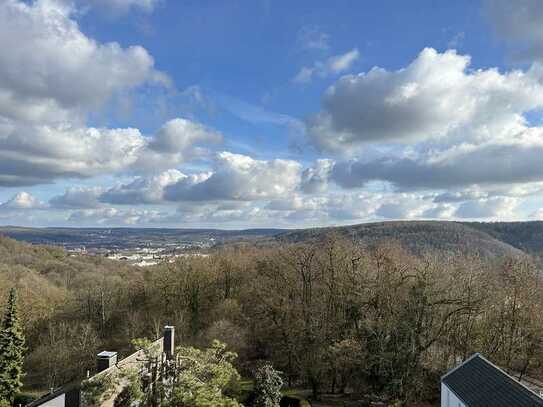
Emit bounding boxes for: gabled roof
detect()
[26,383,80,407]
[442,353,543,407]
[97,350,117,358]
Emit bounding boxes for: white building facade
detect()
[441,382,466,407]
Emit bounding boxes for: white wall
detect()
[38,393,65,407]
[441,382,466,407]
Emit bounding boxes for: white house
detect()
[441,353,543,407]
[26,386,79,407]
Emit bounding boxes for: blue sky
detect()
[1,0,543,228]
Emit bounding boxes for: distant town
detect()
[0,226,285,266]
[68,240,212,267]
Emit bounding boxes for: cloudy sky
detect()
[2,0,543,228]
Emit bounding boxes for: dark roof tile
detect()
[442,354,543,407]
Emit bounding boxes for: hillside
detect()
[1,224,542,403]
[461,221,543,257]
[276,221,526,258]
[0,226,285,250]
[0,236,143,388]
[0,234,137,274]
[5,221,543,259]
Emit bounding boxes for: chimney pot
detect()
[96,351,117,372]
[164,326,175,360]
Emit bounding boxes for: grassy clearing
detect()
[282,389,312,406]
[235,378,254,404]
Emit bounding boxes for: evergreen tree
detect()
[168,340,242,407]
[253,363,283,407]
[0,288,26,403]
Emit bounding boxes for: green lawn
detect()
[282,389,312,406]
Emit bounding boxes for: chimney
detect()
[96,351,117,372]
[163,326,175,360]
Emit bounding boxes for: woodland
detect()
[0,234,542,405]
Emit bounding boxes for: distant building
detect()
[441,353,543,407]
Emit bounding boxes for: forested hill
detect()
[0,226,283,249]
[0,236,144,389]
[4,221,543,258]
[460,221,543,257]
[2,223,543,403]
[275,221,532,258]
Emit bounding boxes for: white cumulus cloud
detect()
[134,118,222,173]
[49,187,105,209]
[308,48,543,152]
[455,197,519,219]
[484,0,543,62]
[101,169,187,204]
[293,49,360,83]
[164,152,302,202]
[0,192,47,210]
[0,0,180,187]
